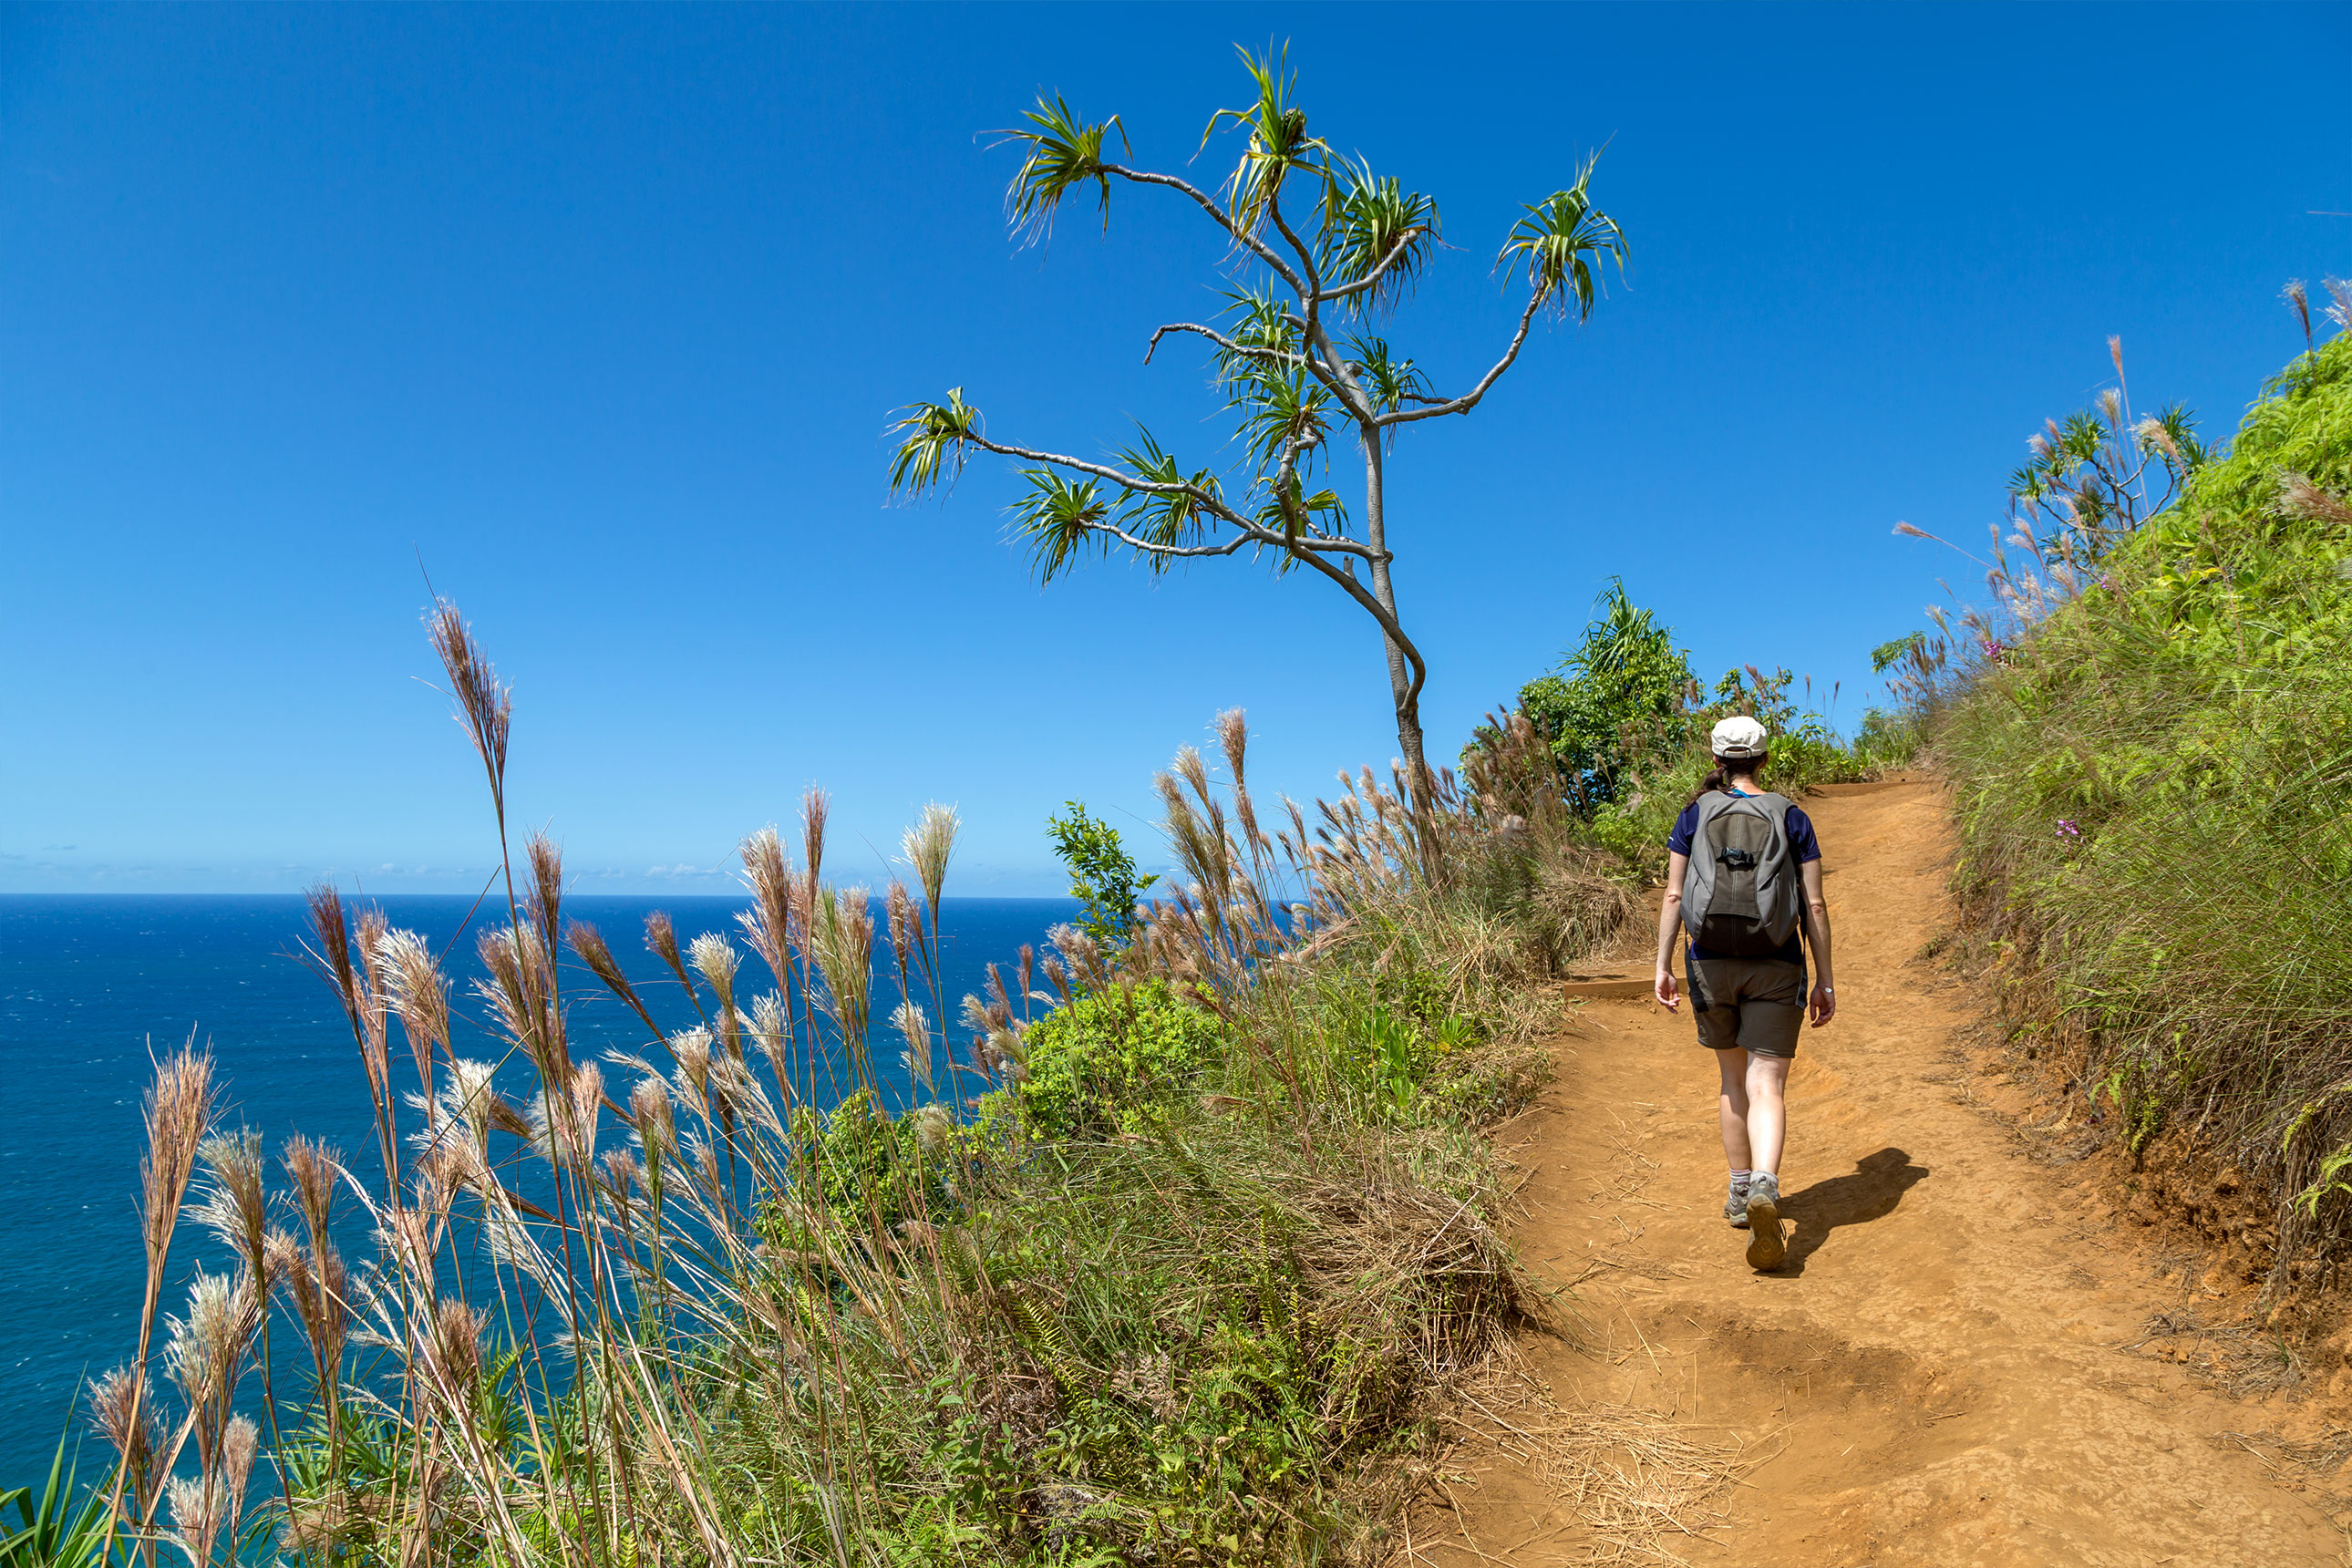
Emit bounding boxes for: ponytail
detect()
[1686,748,1768,810]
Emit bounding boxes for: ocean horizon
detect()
[0,891,1078,1486]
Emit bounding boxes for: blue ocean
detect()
[0,892,1077,1487]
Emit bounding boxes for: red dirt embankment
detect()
[1416,779,2348,1567]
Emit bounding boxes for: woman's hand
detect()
[1653,851,1690,1014]
[1809,983,1837,1027]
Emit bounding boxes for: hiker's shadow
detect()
[1777,1148,1929,1275]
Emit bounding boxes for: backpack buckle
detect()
[1718,847,1758,871]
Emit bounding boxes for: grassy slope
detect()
[1937,333,2352,1273]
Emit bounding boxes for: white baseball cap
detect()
[1710,715,1769,759]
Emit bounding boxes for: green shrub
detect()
[1016,982,1227,1138]
[1510,580,1694,812]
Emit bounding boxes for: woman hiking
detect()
[1651,716,1837,1271]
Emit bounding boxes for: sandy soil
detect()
[1413,779,2348,1567]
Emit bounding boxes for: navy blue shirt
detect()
[1668,790,1821,965]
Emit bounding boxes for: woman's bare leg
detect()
[1745,1053,1791,1176]
[1715,1047,1752,1170]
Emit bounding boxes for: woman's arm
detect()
[1801,858,1837,1026]
[1654,850,1689,1009]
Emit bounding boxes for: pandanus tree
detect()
[888,47,1627,789]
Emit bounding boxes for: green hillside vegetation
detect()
[1928,328,2352,1281]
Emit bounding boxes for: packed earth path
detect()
[1413,779,2347,1567]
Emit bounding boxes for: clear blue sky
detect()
[5,3,2347,893]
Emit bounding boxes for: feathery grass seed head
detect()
[375,926,452,1057]
[526,831,563,945]
[645,910,688,986]
[88,1365,158,1476]
[143,1046,216,1264]
[689,933,739,1011]
[800,788,830,886]
[903,801,959,913]
[629,1076,677,1154]
[425,600,513,793]
[885,881,916,972]
[892,1000,934,1095]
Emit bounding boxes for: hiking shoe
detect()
[1744,1173,1787,1271]
[1723,1177,1750,1228]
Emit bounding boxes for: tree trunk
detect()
[1392,686,1429,792]
[1359,432,1432,797]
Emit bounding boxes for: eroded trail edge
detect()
[1415,780,2347,1568]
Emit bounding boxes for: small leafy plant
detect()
[1046,802,1158,951]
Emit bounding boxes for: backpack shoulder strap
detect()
[1749,794,1804,942]
[1680,794,1722,938]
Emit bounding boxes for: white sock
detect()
[1728,1168,1751,1188]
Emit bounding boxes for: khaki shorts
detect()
[1687,956,1807,1059]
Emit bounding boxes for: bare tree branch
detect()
[1143,322,1310,372]
[1099,164,1306,294]
[1269,191,1379,428]
[1090,526,1257,562]
[1049,484,1428,690]
[965,434,1208,501]
[1267,194,1324,298]
[1372,291,1546,428]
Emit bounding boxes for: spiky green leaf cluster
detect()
[885,388,982,498]
[1202,43,1329,238]
[1005,429,1228,583]
[1318,159,1441,315]
[1000,95,1128,243]
[1109,429,1225,572]
[1497,153,1628,322]
[1344,335,1431,420]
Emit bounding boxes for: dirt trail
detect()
[1418,779,2347,1567]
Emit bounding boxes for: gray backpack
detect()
[1681,791,1804,958]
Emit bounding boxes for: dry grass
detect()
[2123,1305,2310,1400]
[1402,1361,1754,1567]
